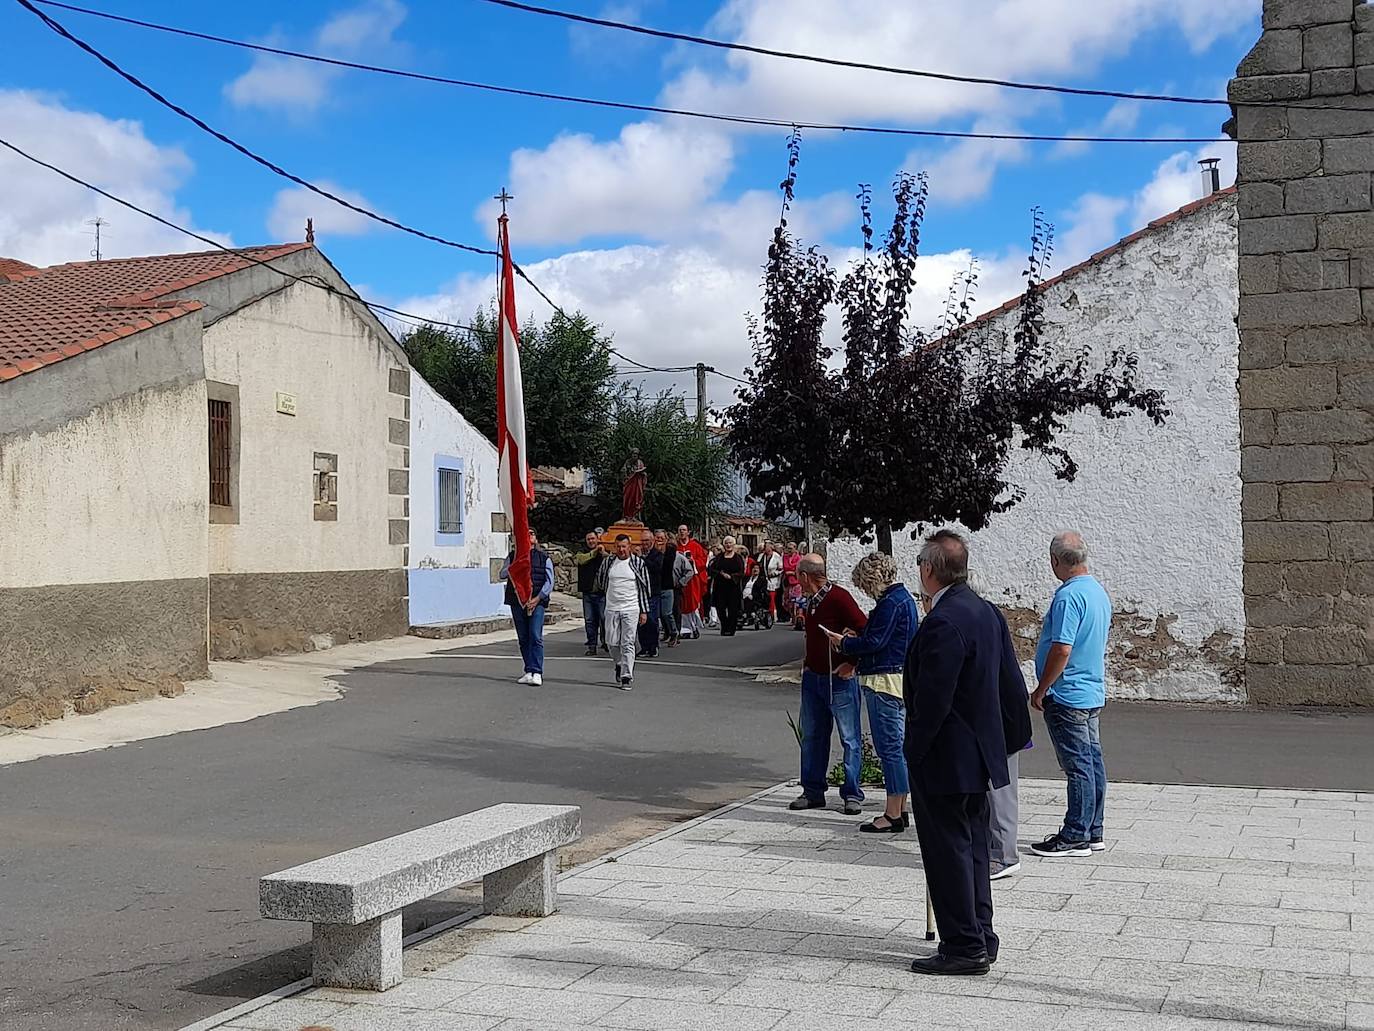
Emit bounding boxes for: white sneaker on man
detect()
[517,673,534,685]
[530,673,543,687]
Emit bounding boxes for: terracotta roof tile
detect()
[0,243,311,382]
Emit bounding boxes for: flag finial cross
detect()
[495,188,513,216]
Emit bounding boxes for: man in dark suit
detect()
[904,529,1033,976]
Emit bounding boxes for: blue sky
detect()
[0,0,1258,382]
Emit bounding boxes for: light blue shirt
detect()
[1034,574,1111,709]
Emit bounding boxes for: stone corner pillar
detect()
[1230,0,1374,705]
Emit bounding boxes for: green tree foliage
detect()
[402,308,616,471]
[588,392,732,530]
[728,134,1169,549]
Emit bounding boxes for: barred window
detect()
[438,467,463,534]
[208,399,232,507]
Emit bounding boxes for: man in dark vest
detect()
[500,529,555,687]
[904,529,1032,976]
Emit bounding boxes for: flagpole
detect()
[495,187,533,606]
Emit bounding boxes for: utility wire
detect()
[0,133,711,386]
[17,0,500,258]
[23,0,1229,144]
[0,133,482,334]
[480,0,1230,108]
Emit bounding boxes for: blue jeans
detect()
[638,593,661,655]
[1044,697,1106,843]
[510,603,545,674]
[581,594,606,650]
[862,687,909,796]
[799,670,864,803]
[659,589,678,640]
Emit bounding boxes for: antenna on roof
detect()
[86,217,109,261]
[305,218,315,245]
[1198,158,1221,197]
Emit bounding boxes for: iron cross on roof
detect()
[494,188,513,216]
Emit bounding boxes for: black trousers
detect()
[911,787,998,961]
[717,582,743,634]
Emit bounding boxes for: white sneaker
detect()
[530,673,543,687]
[1089,839,1106,852]
[517,673,534,685]
[990,861,1021,881]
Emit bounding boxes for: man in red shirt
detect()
[790,553,869,815]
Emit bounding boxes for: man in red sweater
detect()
[790,553,869,815]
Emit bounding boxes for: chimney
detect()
[1198,157,1221,197]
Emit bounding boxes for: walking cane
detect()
[925,889,936,941]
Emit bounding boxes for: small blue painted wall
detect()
[409,566,505,626]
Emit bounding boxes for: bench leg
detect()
[483,849,557,917]
[311,911,402,991]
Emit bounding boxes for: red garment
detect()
[803,585,868,673]
[680,538,709,612]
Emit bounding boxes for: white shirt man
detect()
[594,534,651,690]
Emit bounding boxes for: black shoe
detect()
[585,647,597,656]
[600,643,609,652]
[620,676,633,691]
[614,664,622,684]
[788,794,825,811]
[859,815,904,834]
[1030,834,1092,858]
[901,812,912,830]
[842,798,863,816]
[909,953,990,976]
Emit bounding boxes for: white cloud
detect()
[0,89,229,266]
[266,181,382,240]
[225,0,407,115]
[478,122,735,246]
[906,126,1030,206]
[1131,143,1237,226]
[1057,193,1130,264]
[661,0,1256,129]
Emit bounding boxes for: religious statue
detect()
[621,455,648,522]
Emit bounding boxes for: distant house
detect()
[829,187,1243,703]
[0,243,504,721]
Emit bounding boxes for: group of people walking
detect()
[504,525,804,691]
[791,530,1112,976]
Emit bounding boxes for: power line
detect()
[23,0,1229,144]
[480,0,1230,108]
[17,0,500,258]
[0,131,705,388]
[0,134,484,334]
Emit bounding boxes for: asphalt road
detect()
[1,625,1369,1031]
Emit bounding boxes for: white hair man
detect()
[1029,531,1112,858]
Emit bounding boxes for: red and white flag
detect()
[495,211,532,605]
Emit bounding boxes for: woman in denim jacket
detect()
[825,552,920,833]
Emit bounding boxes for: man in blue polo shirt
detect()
[1029,531,1112,858]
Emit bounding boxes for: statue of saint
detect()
[621,455,648,522]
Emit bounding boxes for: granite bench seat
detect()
[260,803,580,990]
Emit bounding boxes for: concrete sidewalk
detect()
[203,779,1374,1031]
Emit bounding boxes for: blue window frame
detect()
[434,455,466,546]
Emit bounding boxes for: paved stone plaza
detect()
[209,780,1373,1031]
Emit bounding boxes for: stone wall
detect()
[1230,0,1374,705]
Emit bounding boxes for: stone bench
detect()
[259,803,580,990]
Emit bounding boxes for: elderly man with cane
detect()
[904,530,1031,975]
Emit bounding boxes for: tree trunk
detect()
[877,523,893,556]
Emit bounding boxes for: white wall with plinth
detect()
[829,196,1244,702]
[408,371,506,625]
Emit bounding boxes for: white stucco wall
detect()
[204,284,407,575]
[829,196,1244,702]
[0,318,208,589]
[408,371,506,624]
